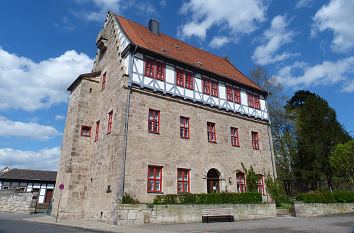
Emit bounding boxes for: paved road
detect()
[0,213,106,233]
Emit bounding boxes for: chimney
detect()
[148,18,160,35]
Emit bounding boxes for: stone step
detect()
[276,208,292,217]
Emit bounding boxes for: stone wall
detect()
[294,202,354,217]
[0,190,35,214]
[116,203,276,225]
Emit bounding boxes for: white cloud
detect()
[85,0,122,22]
[55,115,65,121]
[252,15,296,65]
[275,56,354,92]
[179,0,265,43]
[0,117,60,140]
[209,36,231,48]
[0,48,93,111]
[313,0,354,52]
[295,0,314,9]
[0,147,60,171]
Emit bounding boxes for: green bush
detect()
[265,175,290,207]
[296,191,354,203]
[122,193,140,204]
[153,192,262,205]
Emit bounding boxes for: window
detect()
[236,172,246,193]
[80,125,91,137]
[231,127,240,147]
[107,111,113,134]
[203,78,211,95]
[258,175,265,195]
[226,86,233,101]
[155,61,165,81]
[177,169,190,193]
[185,72,193,90]
[147,166,162,193]
[180,117,190,139]
[211,81,218,97]
[94,121,100,141]
[101,72,107,91]
[248,93,260,109]
[176,69,184,87]
[234,89,241,104]
[207,122,216,143]
[148,109,160,134]
[144,59,154,78]
[251,131,259,150]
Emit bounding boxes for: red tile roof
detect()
[115,15,266,94]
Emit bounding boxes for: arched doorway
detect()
[207,169,220,193]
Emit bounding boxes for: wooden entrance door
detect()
[207,169,220,193]
[44,189,53,203]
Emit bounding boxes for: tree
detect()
[330,140,354,185]
[286,90,351,191]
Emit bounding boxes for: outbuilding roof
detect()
[0,168,57,182]
[115,15,267,95]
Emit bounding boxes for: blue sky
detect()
[0,0,353,171]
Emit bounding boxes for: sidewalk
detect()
[23,214,177,233]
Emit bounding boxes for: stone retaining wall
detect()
[0,190,35,214]
[116,203,276,225]
[294,202,354,217]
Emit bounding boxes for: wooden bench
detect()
[202,208,234,223]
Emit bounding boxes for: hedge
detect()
[153,192,262,205]
[296,191,354,203]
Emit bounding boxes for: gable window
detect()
[144,59,154,78]
[258,175,265,195]
[180,116,190,139]
[251,131,259,150]
[107,111,113,134]
[207,122,216,143]
[147,166,162,193]
[101,72,107,91]
[230,127,240,147]
[248,93,260,109]
[203,78,211,95]
[177,168,190,193]
[155,61,165,81]
[211,81,218,97]
[95,121,100,141]
[234,89,241,104]
[185,72,193,90]
[148,109,160,134]
[176,69,184,87]
[236,172,246,193]
[80,125,91,137]
[226,86,233,101]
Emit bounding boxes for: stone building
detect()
[53,12,276,223]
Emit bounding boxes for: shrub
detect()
[296,191,354,203]
[265,175,289,207]
[122,193,140,204]
[241,163,258,192]
[153,192,262,205]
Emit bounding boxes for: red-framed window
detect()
[107,111,113,134]
[176,69,184,87]
[231,127,240,147]
[147,166,162,193]
[148,109,160,134]
[101,72,107,91]
[180,116,190,139]
[248,93,260,109]
[202,78,211,95]
[94,121,100,141]
[207,122,216,143]
[234,89,241,104]
[258,175,265,195]
[236,172,246,193]
[211,81,218,97]
[226,86,233,101]
[144,59,154,78]
[155,61,165,81]
[177,168,190,193]
[251,131,259,150]
[80,125,91,137]
[185,72,193,90]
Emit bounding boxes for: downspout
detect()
[266,103,277,178]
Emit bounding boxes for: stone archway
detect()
[207,168,220,193]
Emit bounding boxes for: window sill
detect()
[180,137,190,140]
[148,131,160,135]
[147,192,164,194]
[232,145,240,148]
[208,141,217,144]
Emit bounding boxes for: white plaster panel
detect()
[47,184,54,189]
[132,73,140,83]
[38,196,44,204]
[195,78,202,92]
[20,182,27,186]
[219,84,226,99]
[144,77,153,86]
[3,182,10,186]
[166,83,173,92]
[33,183,40,188]
[241,92,248,106]
[260,99,266,111]
[186,89,193,98]
[156,80,164,89]
[40,188,46,196]
[26,187,32,192]
[165,65,174,84]
[134,57,144,74]
[176,86,183,95]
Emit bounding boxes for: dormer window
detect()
[248,93,260,109]
[176,69,193,90]
[144,58,165,81]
